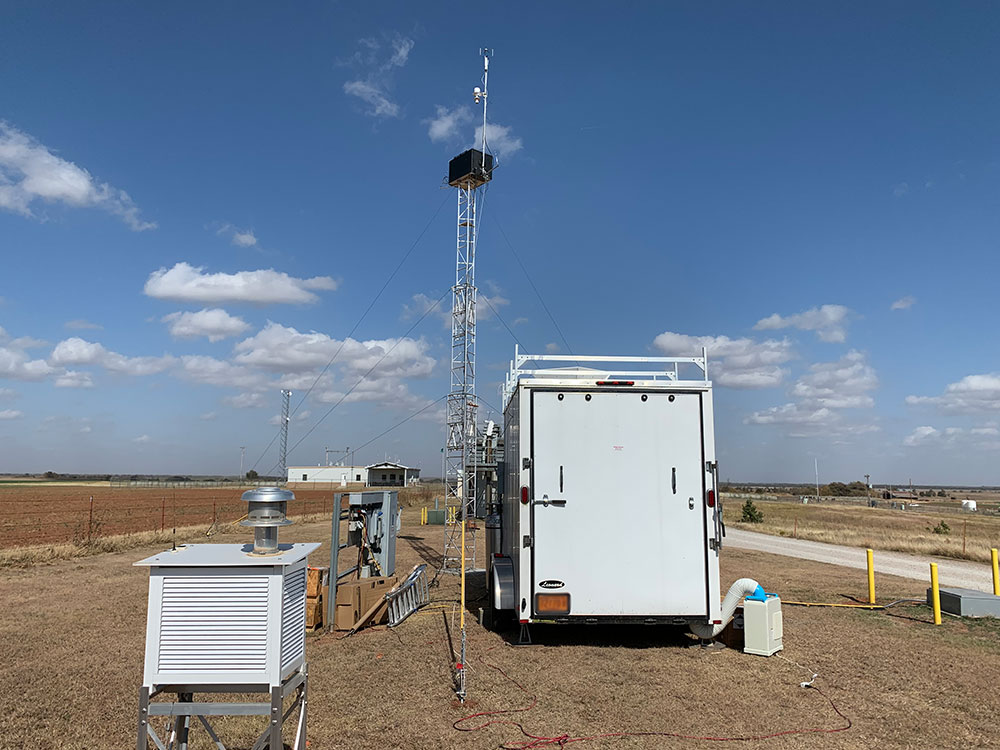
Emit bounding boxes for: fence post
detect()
[88,496,94,544]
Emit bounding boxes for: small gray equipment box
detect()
[743,590,783,657]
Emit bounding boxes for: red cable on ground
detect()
[453,645,852,749]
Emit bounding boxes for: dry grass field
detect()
[1,505,999,749]
[723,499,1000,564]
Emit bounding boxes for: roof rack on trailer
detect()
[502,346,709,405]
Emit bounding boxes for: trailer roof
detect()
[502,350,711,405]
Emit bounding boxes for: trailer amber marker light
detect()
[535,593,570,615]
[707,489,716,508]
[520,486,529,504]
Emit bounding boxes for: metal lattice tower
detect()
[443,50,493,579]
[279,389,291,480]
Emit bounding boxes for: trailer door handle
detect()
[672,467,677,494]
[534,495,566,507]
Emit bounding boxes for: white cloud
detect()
[746,403,835,426]
[269,409,311,426]
[178,355,266,390]
[223,392,268,409]
[903,425,939,446]
[0,387,15,399]
[0,346,56,381]
[426,105,473,142]
[0,121,155,230]
[754,304,852,343]
[545,343,561,353]
[217,224,258,247]
[0,409,23,420]
[789,351,877,409]
[893,182,909,197]
[200,411,217,421]
[971,426,1000,436]
[474,122,523,159]
[890,296,915,311]
[344,80,400,118]
[144,262,337,305]
[65,319,103,330]
[54,370,95,388]
[906,373,1000,414]
[652,331,794,388]
[342,34,414,119]
[133,434,151,444]
[746,351,878,438]
[50,337,173,376]
[234,322,434,379]
[163,308,251,342]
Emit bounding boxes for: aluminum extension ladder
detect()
[387,564,429,627]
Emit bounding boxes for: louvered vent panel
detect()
[158,575,269,673]
[280,567,307,672]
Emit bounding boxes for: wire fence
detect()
[0,489,337,549]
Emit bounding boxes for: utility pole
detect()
[279,389,291,480]
[814,457,819,501]
[240,446,246,479]
[865,473,871,506]
[325,446,331,466]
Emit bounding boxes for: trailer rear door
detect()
[530,389,707,617]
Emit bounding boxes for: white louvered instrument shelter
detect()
[136,543,319,688]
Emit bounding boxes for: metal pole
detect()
[327,497,341,631]
[865,473,870,505]
[866,548,875,604]
[88,496,94,544]
[930,563,942,626]
[992,548,999,597]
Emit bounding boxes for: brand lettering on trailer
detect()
[613,445,624,451]
[538,580,565,589]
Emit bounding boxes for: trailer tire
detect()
[488,571,513,631]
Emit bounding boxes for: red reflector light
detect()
[713,619,722,625]
[456,663,463,669]
[520,486,529,504]
[707,489,716,508]
[596,380,634,386]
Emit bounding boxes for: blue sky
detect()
[2,2,999,484]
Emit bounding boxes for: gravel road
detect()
[726,527,995,591]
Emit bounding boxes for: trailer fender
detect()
[491,556,516,611]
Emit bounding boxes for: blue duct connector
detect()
[745,585,773,602]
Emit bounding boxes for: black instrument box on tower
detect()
[448,149,493,187]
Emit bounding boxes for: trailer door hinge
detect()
[522,457,532,470]
[709,538,721,551]
[522,535,532,548]
[706,461,717,472]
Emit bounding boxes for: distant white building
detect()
[287,465,368,486]
[287,461,420,487]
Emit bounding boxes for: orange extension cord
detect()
[453,645,852,749]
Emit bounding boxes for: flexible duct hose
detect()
[690,577,762,639]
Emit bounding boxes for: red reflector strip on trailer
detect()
[707,489,716,507]
[596,380,634,386]
[520,486,529,504]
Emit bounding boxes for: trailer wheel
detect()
[487,570,513,631]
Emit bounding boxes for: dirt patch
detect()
[1,512,997,748]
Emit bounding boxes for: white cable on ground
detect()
[690,577,762,639]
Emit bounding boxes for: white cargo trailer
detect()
[488,351,725,637]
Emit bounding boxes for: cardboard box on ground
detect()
[334,576,398,630]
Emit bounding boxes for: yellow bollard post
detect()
[992,548,999,596]
[930,563,942,626]
[866,548,875,605]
